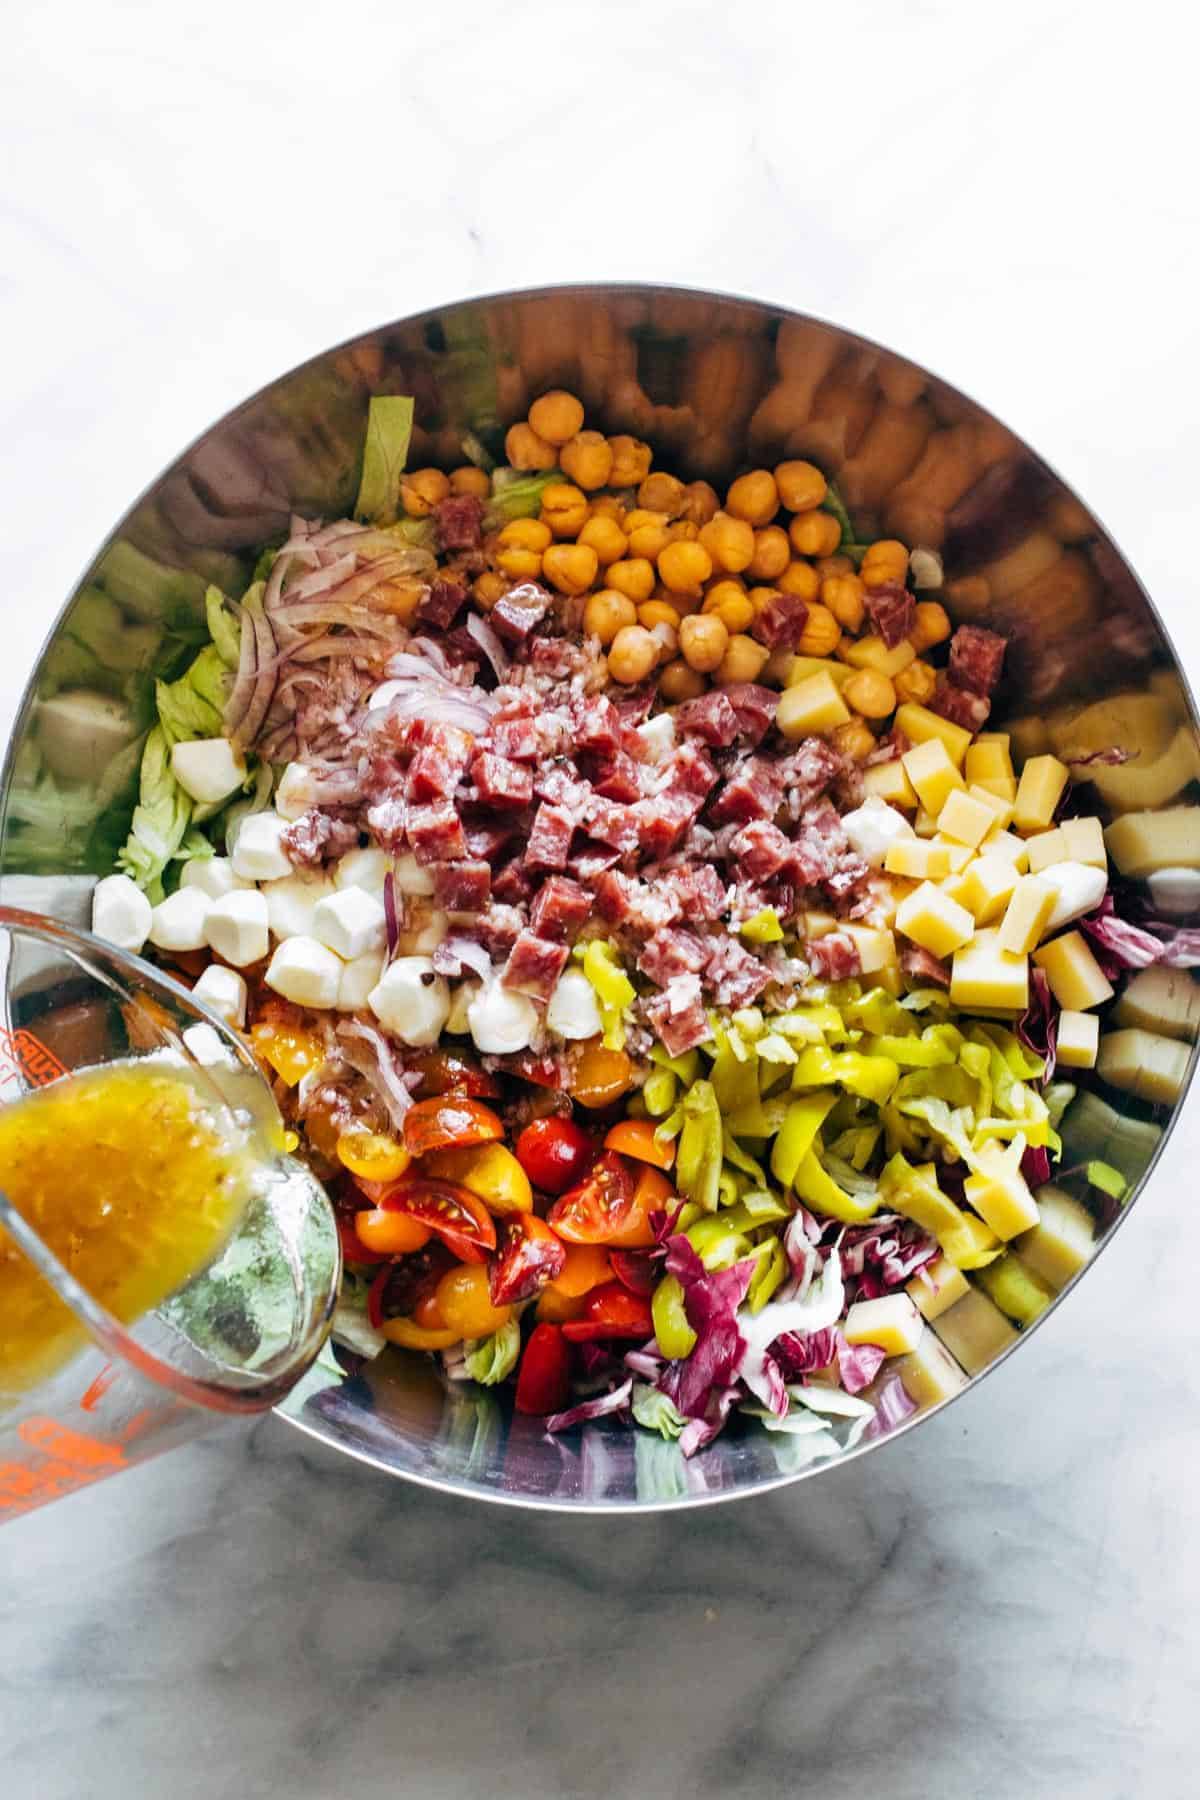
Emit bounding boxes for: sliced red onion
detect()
[444,935,492,980]
[223,604,259,742]
[335,1019,414,1129]
[368,685,494,736]
[383,870,399,958]
[465,611,511,680]
[545,1379,634,1434]
[280,551,358,602]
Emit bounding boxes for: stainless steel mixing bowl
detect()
[3,284,1196,1510]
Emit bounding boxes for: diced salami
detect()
[492,858,536,906]
[529,875,591,943]
[798,796,850,855]
[947,624,1007,696]
[643,975,712,1057]
[280,809,358,867]
[584,798,641,855]
[660,863,727,921]
[470,751,534,810]
[720,682,778,745]
[863,581,914,649]
[866,727,910,766]
[567,840,623,882]
[416,577,467,630]
[433,494,485,552]
[477,903,524,955]
[750,591,809,651]
[365,795,408,852]
[930,675,991,731]
[780,738,842,810]
[672,691,741,747]
[728,819,795,882]
[431,860,491,912]
[663,742,719,801]
[407,726,473,803]
[489,717,542,762]
[589,752,643,803]
[462,818,519,863]
[703,937,772,1009]
[525,803,575,872]
[900,942,951,988]
[406,803,467,866]
[612,683,658,724]
[789,828,839,887]
[502,930,570,1001]
[594,870,681,934]
[633,792,701,861]
[637,928,710,986]
[492,583,551,645]
[574,695,623,757]
[807,931,863,981]
[709,756,784,825]
[823,856,872,902]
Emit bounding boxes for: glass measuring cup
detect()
[0,906,340,1523]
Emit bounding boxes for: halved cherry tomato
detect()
[422,1142,533,1215]
[435,1264,513,1337]
[547,1151,636,1244]
[514,1116,594,1195]
[535,1286,587,1323]
[365,1243,456,1325]
[336,1213,389,1267]
[488,1214,567,1307]
[377,1176,497,1264]
[560,1281,654,1343]
[353,1209,432,1257]
[337,1131,411,1184]
[609,1249,658,1297]
[402,1096,505,1158]
[546,1242,613,1298]
[413,1291,448,1329]
[508,1052,567,1090]
[571,1043,635,1109]
[604,1118,675,1170]
[381,1317,461,1351]
[409,1047,500,1099]
[605,1164,674,1250]
[250,1020,325,1086]
[514,1323,572,1416]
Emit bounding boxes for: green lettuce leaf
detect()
[117,725,192,902]
[463,1320,521,1386]
[205,585,241,668]
[155,643,229,745]
[354,395,415,524]
[632,1383,687,1440]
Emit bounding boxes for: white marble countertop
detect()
[2,3,1199,1795]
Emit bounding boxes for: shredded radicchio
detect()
[1020,1144,1053,1188]
[1080,894,1200,974]
[1017,966,1058,1079]
[863,1374,919,1440]
[545,1378,634,1434]
[658,1237,756,1418]
[835,1333,887,1395]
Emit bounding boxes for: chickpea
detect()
[542,542,599,597]
[789,510,842,558]
[559,430,613,490]
[678,612,730,673]
[715,633,770,685]
[747,525,791,582]
[698,511,755,574]
[583,588,638,645]
[649,621,679,663]
[815,553,853,580]
[679,480,720,527]
[893,658,938,705]
[505,421,557,470]
[607,435,652,488]
[658,539,713,598]
[589,493,627,524]
[606,558,657,602]
[726,469,779,527]
[540,482,590,539]
[495,545,543,580]
[795,603,841,658]
[775,459,828,512]
[626,511,672,560]
[400,467,451,518]
[702,579,754,634]
[498,517,552,552]
[578,514,629,566]
[821,573,866,632]
[862,538,909,576]
[748,585,783,617]
[832,718,877,761]
[449,465,491,499]
[910,599,952,651]
[657,581,701,617]
[843,668,898,719]
[473,570,508,610]
[658,657,707,702]
[778,560,820,602]
[638,599,682,632]
[608,624,659,684]
[528,390,585,447]
[666,519,700,542]
[638,471,686,518]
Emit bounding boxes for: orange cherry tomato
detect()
[606,1164,674,1249]
[570,1044,635,1109]
[408,1048,501,1098]
[401,1096,504,1159]
[337,1131,411,1183]
[535,1286,587,1324]
[381,1317,461,1351]
[413,1291,448,1329]
[547,1242,613,1298]
[435,1264,513,1338]
[603,1118,675,1170]
[353,1210,432,1257]
[377,1176,497,1264]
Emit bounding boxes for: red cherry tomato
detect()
[377,1176,497,1264]
[409,1048,500,1099]
[488,1214,568,1307]
[516,1116,595,1196]
[514,1323,572,1416]
[402,1096,504,1159]
[546,1151,637,1243]
[560,1280,654,1343]
[365,1243,456,1327]
[609,1249,658,1297]
[507,1051,567,1090]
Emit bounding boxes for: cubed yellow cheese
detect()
[938,787,999,848]
[968,782,1015,830]
[902,737,966,818]
[803,909,838,939]
[1105,806,1200,878]
[939,870,972,907]
[1026,828,1067,873]
[913,808,938,839]
[932,1286,1018,1375]
[1013,754,1070,833]
[885,839,951,880]
[1113,967,1200,1042]
[892,1332,969,1406]
[842,1293,924,1356]
[964,1144,1041,1240]
[973,776,1019,806]
[843,924,897,973]
[874,964,906,997]
[981,828,1030,872]
[784,653,855,688]
[957,854,1018,925]
[997,874,1056,955]
[862,758,918,810]
[1016,1186,1095,1290]
[1033,931,1114,1011]
[895,882,975,958]
[965,735,1014,786]
[895,701,972,768]
[950,927,1029,1013]
[777,671,851,738]
[842,634,916,678]
[945,1212,1004,1270]
[1059,815,1107,869]
[932,836,974,873]
[1055,1009,1099,1069]
[906,1254,970,1322]
[1097,1028,1192,1105]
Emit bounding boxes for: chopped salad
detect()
[87,385,1200,1456]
